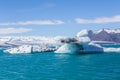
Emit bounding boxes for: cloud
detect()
[0,28,32,34]
[75,15,120,24]
[0,20,64,26]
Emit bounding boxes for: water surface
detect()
[0,50,120,80]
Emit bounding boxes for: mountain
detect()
[88,29,120,43]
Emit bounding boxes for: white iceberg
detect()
[55,43,103,53]
[103,47,120,52]
[2,29,120,54]
[76,29,88,37]
[4,45,57,54]
[4,45,32,54]
[55,29,120,53]
[55,43,83,53]
[76,29,91,44]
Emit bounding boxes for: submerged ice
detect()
[2,29,120,54]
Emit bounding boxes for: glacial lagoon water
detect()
[0,50,120,80]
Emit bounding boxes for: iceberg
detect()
[103,47,120,52]
[4,45,57,54]
[55,43,84,53]
[55,43,103,53]
[32,45,56,53]
[55,29,120,53]
[4,45,32,54]
[2,29,120,54]
[55,30,103,53]
[76,29,88,37]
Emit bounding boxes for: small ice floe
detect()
[4,45,32,54]
[4,45,57,54]
[103,47,120,53]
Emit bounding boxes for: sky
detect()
[0,0,120,37]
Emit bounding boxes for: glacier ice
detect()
[4,45,32,54]
[103,48,120,52]
[4,45,57,54]
[76,29,90,44]
[55,43,83,53]
[55,42,103,53]
[55,30,104,53]
[2,29,120,54]
[76,29,88,37]
[55,29,120,53]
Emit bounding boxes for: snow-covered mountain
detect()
[88,29,120,43]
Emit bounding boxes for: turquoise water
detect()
[0,50,120,80]
[101,44,120,48]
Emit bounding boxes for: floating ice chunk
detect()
[55,42,104,53]
[103,48,120,52]
[55,43,83,53]
[4,45,32,54]
[4,45,57,54]
[32,45,56,53]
